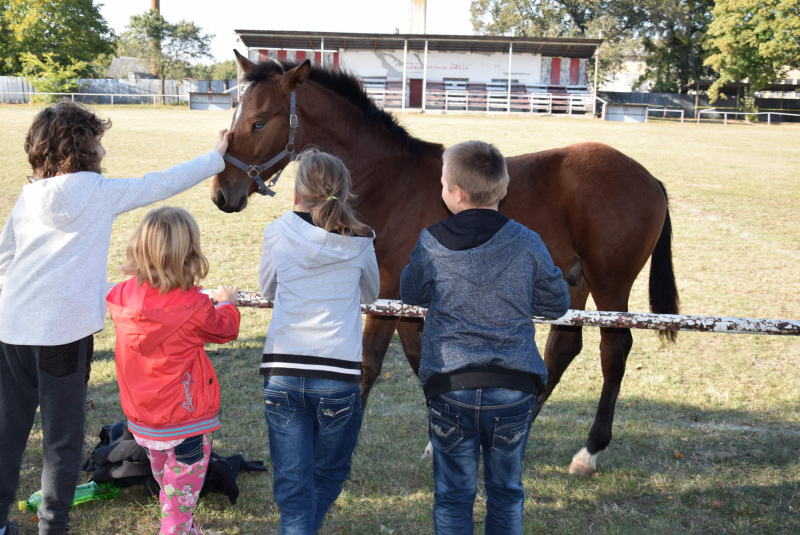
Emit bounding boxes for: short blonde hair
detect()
[294,149,373,238]
[442,140,509,206]
[122,207,209,294]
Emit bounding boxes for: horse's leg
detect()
[361,315,401,409]
[533,283,590,421]
[396,317,424,376]
[569,291,633,476]
[395,318,436,461]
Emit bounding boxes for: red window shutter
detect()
[550,58,561,85]
[569,58,580,85]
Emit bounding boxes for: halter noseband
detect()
[223,91,298,197]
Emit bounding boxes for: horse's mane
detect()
[244,60,443,155]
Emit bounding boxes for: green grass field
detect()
[1,104,798,534]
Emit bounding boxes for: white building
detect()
[235,30,602,115]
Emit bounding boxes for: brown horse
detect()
[212,53,679,475]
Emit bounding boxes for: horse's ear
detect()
[234,49,256,75]
[282,60,311,93]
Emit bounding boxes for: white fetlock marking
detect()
[420,441,434,462]
[572,447,597,471]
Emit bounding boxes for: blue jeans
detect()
[428,388,535,535]
[263,376,363,535]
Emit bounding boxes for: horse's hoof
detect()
[569,447,597,476]
[420,441,433,462]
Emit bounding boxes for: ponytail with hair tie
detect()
[294,149,373,237]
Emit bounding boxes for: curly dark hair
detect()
[24,99,112,181]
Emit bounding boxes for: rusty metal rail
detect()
[235,291,800,336]
[0,277,796,336]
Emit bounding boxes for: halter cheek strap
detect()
[223,91,298,197]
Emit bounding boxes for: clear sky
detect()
[98,0,476,64]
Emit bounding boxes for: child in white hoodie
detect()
[259,149,379,534]
[0,100,229,535]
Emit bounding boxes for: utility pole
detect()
[151,0,161,77]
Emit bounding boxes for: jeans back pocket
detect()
[318,394,356,431]
[174,434,205,465]
[491,411,532,457]
[264,389,295,428]
[428,401,463,452]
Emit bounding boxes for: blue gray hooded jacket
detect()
[399,218,570,395]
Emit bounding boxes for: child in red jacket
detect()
[107,206,240,535]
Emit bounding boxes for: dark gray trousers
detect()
[0,336,92,535]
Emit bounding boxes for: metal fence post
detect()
[153,95,156,107]
[724,112,727,125]
[768,112,771,126]
[71,94,74,102]
[111,94,114,106]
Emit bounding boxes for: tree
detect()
[470,0,664,85]
[638,0,716,93]
[0,0,115,76]
[704,0,800,104]
[117,10,214,80]
[190,60,237,81]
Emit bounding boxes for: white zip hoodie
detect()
[0,151,224,346]
[259,212,380,382]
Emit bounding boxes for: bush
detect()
[19,53,87,103]
[743,97,759,123]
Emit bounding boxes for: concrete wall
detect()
[338,49,543,85]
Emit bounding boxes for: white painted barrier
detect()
[2,277,794,336]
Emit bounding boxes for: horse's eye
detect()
[252,122,265,131]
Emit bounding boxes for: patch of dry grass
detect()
[1,105,798,534]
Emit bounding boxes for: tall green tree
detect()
[704,0,800,103]
[639,0,715,93]
[470,0,664,85]
[0,0,115,76]
[117,10,214,80]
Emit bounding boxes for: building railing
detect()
[365,88,593,115]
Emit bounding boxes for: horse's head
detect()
[211,50,311,213]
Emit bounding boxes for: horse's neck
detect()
[297,85,440,181]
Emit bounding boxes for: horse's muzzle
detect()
[212,188,248,213]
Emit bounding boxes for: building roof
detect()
[106,57,152,79]
[235,30,602,59]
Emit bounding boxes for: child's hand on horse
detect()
[214,129,231,156]
[209,285,238,304]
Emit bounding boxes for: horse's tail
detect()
[649,179,680,342]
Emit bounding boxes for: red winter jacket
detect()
[106,278,240,441]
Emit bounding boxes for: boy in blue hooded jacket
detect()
[400,140,570,535]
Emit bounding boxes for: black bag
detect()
[83,420,267,504]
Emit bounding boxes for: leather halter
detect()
[223,91,298,197]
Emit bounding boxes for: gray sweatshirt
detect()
[0,151,225,345]
[259,212,380,382]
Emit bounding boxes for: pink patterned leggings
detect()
[146,433,213,535]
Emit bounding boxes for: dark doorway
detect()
[409,79,423,107]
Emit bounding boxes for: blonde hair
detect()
[122,207,209,294]
[442,140,509,206]
[294,149,373,238]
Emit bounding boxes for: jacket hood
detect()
[420,220,525,287]
[106,279,207,356]
[24,171,103,228]
[274,212,375,269]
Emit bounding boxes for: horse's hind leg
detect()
[361,315,401,409]
[570,292,633,476]
[396,317,424,376]
[533,284,590,420]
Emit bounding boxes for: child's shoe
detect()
[2,520,20,535]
